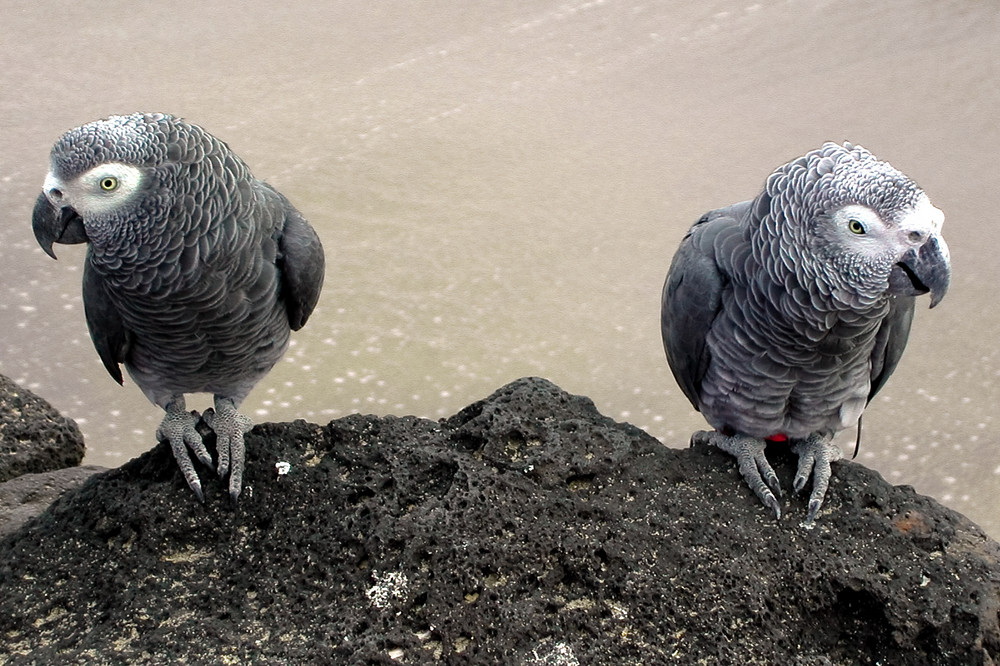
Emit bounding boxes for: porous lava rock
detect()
[0,377,998,664]
[0,373,84,482]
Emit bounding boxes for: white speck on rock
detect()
[527,641,580,666]
[366,571,408,609]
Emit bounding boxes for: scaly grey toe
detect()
[792,434,842,523]
[156,396,211,502]
[694,430,783,520]
[205,396,253,503]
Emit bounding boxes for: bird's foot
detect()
[693,430,782,520]
[203,397,252,503]
[156,397,213,502]
[792,434,842,524]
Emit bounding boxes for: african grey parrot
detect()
[661,142,950,523]
[32,113,325,503]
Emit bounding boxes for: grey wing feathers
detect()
[867,294,915,403]
[274,191,325,331]
[82,259,128,385]
[661,205,745,411]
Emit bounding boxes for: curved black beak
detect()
[31,192,88,259]
[890,234,951,308]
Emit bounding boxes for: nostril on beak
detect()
[48,188,63,202]
[908,230,925,244]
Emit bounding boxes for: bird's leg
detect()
[203,396,253,503]
[155,395,213,502]
[792,433,842,524]
[692,430,783,520]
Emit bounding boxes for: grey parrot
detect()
[661,142,950,523]
[32,113,325,503]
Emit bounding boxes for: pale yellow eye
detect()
[99,176,119,191]
[848,219,866,235]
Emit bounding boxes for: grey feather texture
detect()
[661,142,950,523]
[32,113,325,503]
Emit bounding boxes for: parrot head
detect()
[33,160,149,259]
[31,114,165,259]
[761,142,950,309]
[31,113,242,263]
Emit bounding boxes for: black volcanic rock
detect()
[0,377,998,664]
[0,373,85,482]
[0,466,106,537]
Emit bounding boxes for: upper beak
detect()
[31,191,88,259]
[892,234,951,308]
